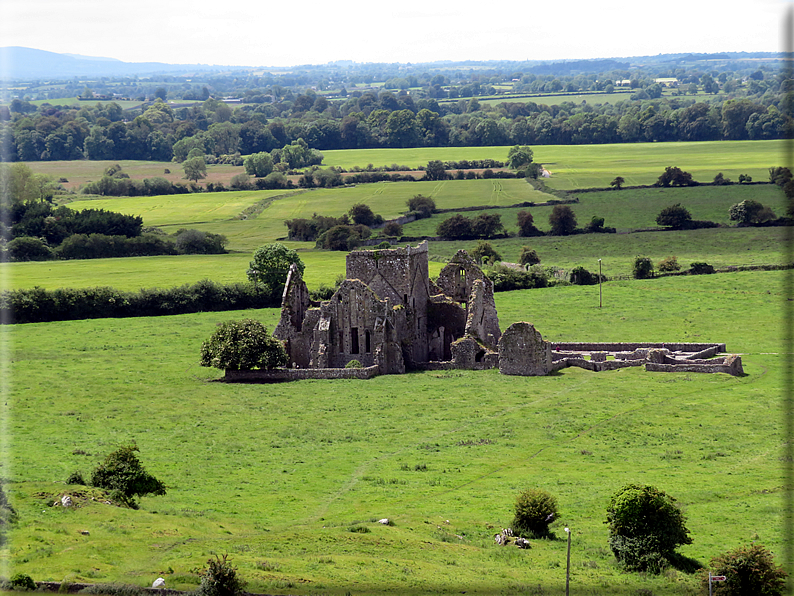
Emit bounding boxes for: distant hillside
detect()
[0,47,240,79]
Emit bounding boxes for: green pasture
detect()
[470,91,637,107]
[1,270,786,595]
[321,140,784,189]
[403,184,787,235]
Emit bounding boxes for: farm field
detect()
[2,270,785,595]
[6,181,787,291]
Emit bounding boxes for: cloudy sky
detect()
[2,0,789,67]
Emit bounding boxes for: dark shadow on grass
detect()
[667,551,705,574]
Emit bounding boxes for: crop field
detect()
[1,270,786,595]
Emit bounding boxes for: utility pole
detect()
[565,527,571,596]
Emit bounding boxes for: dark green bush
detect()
[90,444,166,509]
[512,488,558,538]
[6,236,53,261]
[689,262,715,275]
[633,257,654,279]
[606,484,692,573]
[569,266,598,285]
[66,471,86,485]
[487,264,548,292]
[470,241,502,265]
[200,319,287,371]
[519,246,541,267]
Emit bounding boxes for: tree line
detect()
[2,80,788,165]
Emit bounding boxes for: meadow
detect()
[3,140,790,594]
[2,270,786,596]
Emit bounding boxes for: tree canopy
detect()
[200,319,287,371]
[246,243,305,295]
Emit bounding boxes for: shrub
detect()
[633,257,654,279]
[10,574,36,591]
[470,241,502,265]
[230,173,252,190]
[606,484,692,573]
[89,444,166,509]
[658,256,681,272]
[197,554,245,596]
[66,471,86,485]
[512,488,558,538]
[548,205,577,236]
[246,243,305,294]
[7,236,53,261]
[689,262,715,275]
[315,224,370,251]
[610,176,625,190]
[174,229,227,254]
[200,319,287,371]
[487,264,548,292]
[518,247,541,267]
[345,359,363,369]
[700,544,787,596]
[569,266,598,285]
[349,203,381,226]
[656,203,692,229]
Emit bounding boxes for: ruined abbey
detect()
[220,241,742,382]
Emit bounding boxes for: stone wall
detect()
[498,322,552,376]
[224,365,381,382]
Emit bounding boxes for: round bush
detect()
[200,319,287,371]
[700,544,787,596]
[345,359,363,369]
[511,488,558,538]
[10,574,36,591]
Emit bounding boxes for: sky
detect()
[1,0,790,68]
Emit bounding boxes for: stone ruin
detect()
[225,241,743,381]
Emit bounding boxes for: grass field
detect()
[2,270,786,595]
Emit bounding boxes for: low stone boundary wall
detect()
[552,358,645,372]
[552,342,726,353]
[224,365,380,382]
[415,360,497,371]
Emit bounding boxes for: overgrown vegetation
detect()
[511,488,558,539]
[88,444,166,509]
[700,544,787,596]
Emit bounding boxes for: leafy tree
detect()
[200,319,287,371]
[197,554,246,596]
[315,224,370,251]
[610,176,625,190]
[437,214,474,239]
[729,199,766,225]
[713,172,732,185]
[246,243,305,295]
[406,194,435,218]
[470,241,502,265]
[517,210,542,237]
[633,256,654,279]
[738,174,753,184]
[243,152,274,177]
[689,262,715,275]
[471,213,505,238]
[89,444,166,508]
[230,173,252,190]
[548,205,577,236]
[656,203,692,229]
[512,488,558,538]
[183,156,207,183]
[382,221,402,237]
[424,159,447,181]
[349,203,381,226]
[7,237,53,261]
[606,484,691,573]
[519,246,541,267]
[700,544,787,596]
[507,145,534,169]
[655,166,696,187]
